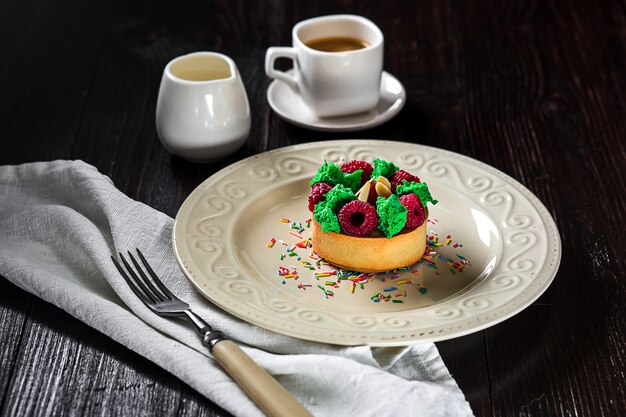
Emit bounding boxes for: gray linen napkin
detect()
[0,160,473,417]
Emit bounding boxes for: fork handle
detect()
[210,339,314,417]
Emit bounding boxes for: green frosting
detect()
[322,184,356,212]
[371,159,399,180]
[376,194,407,238]
[313,184,355,232]
[310,159,437,238]
[313,202,341,233]
[309,162,363,193]
[396,181,438,206]
[343,169,363,193]
[309,162,345,187]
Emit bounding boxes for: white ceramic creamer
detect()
[156,52,250,162]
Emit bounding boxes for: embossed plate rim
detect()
[173,140,561,346]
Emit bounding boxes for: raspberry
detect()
[391,170,420,192]
[308,182,333,212]
[399,193,426,230]
[366,182,378,205]
[340,160,373,185]
[337,200,378,236]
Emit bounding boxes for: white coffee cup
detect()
[156,52,250,162]
[265,15,383,118]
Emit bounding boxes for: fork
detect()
[112,249,313,417]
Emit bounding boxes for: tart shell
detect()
[311,216,428,273]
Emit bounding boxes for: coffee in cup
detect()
[265,15,383,118]
[305,35,369,52]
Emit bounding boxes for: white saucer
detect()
[267,71,406,132]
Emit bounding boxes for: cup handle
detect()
[265,47,298,90]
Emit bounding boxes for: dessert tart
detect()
[309,159,437,273]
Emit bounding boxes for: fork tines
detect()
[112,249,177,306]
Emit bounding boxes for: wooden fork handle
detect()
[211,340,314,417]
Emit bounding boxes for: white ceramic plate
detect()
[173,140,561,346]
[266,71,405,132]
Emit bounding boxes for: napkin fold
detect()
[0,160,473,417]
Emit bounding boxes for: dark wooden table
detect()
[1,0,624,416]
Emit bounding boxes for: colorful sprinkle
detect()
[271,216,471,302]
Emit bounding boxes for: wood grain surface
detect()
[0,0,624,416]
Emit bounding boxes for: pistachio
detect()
[376,176,391,189]
[375,182,391,197]
[356,179,372,202]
